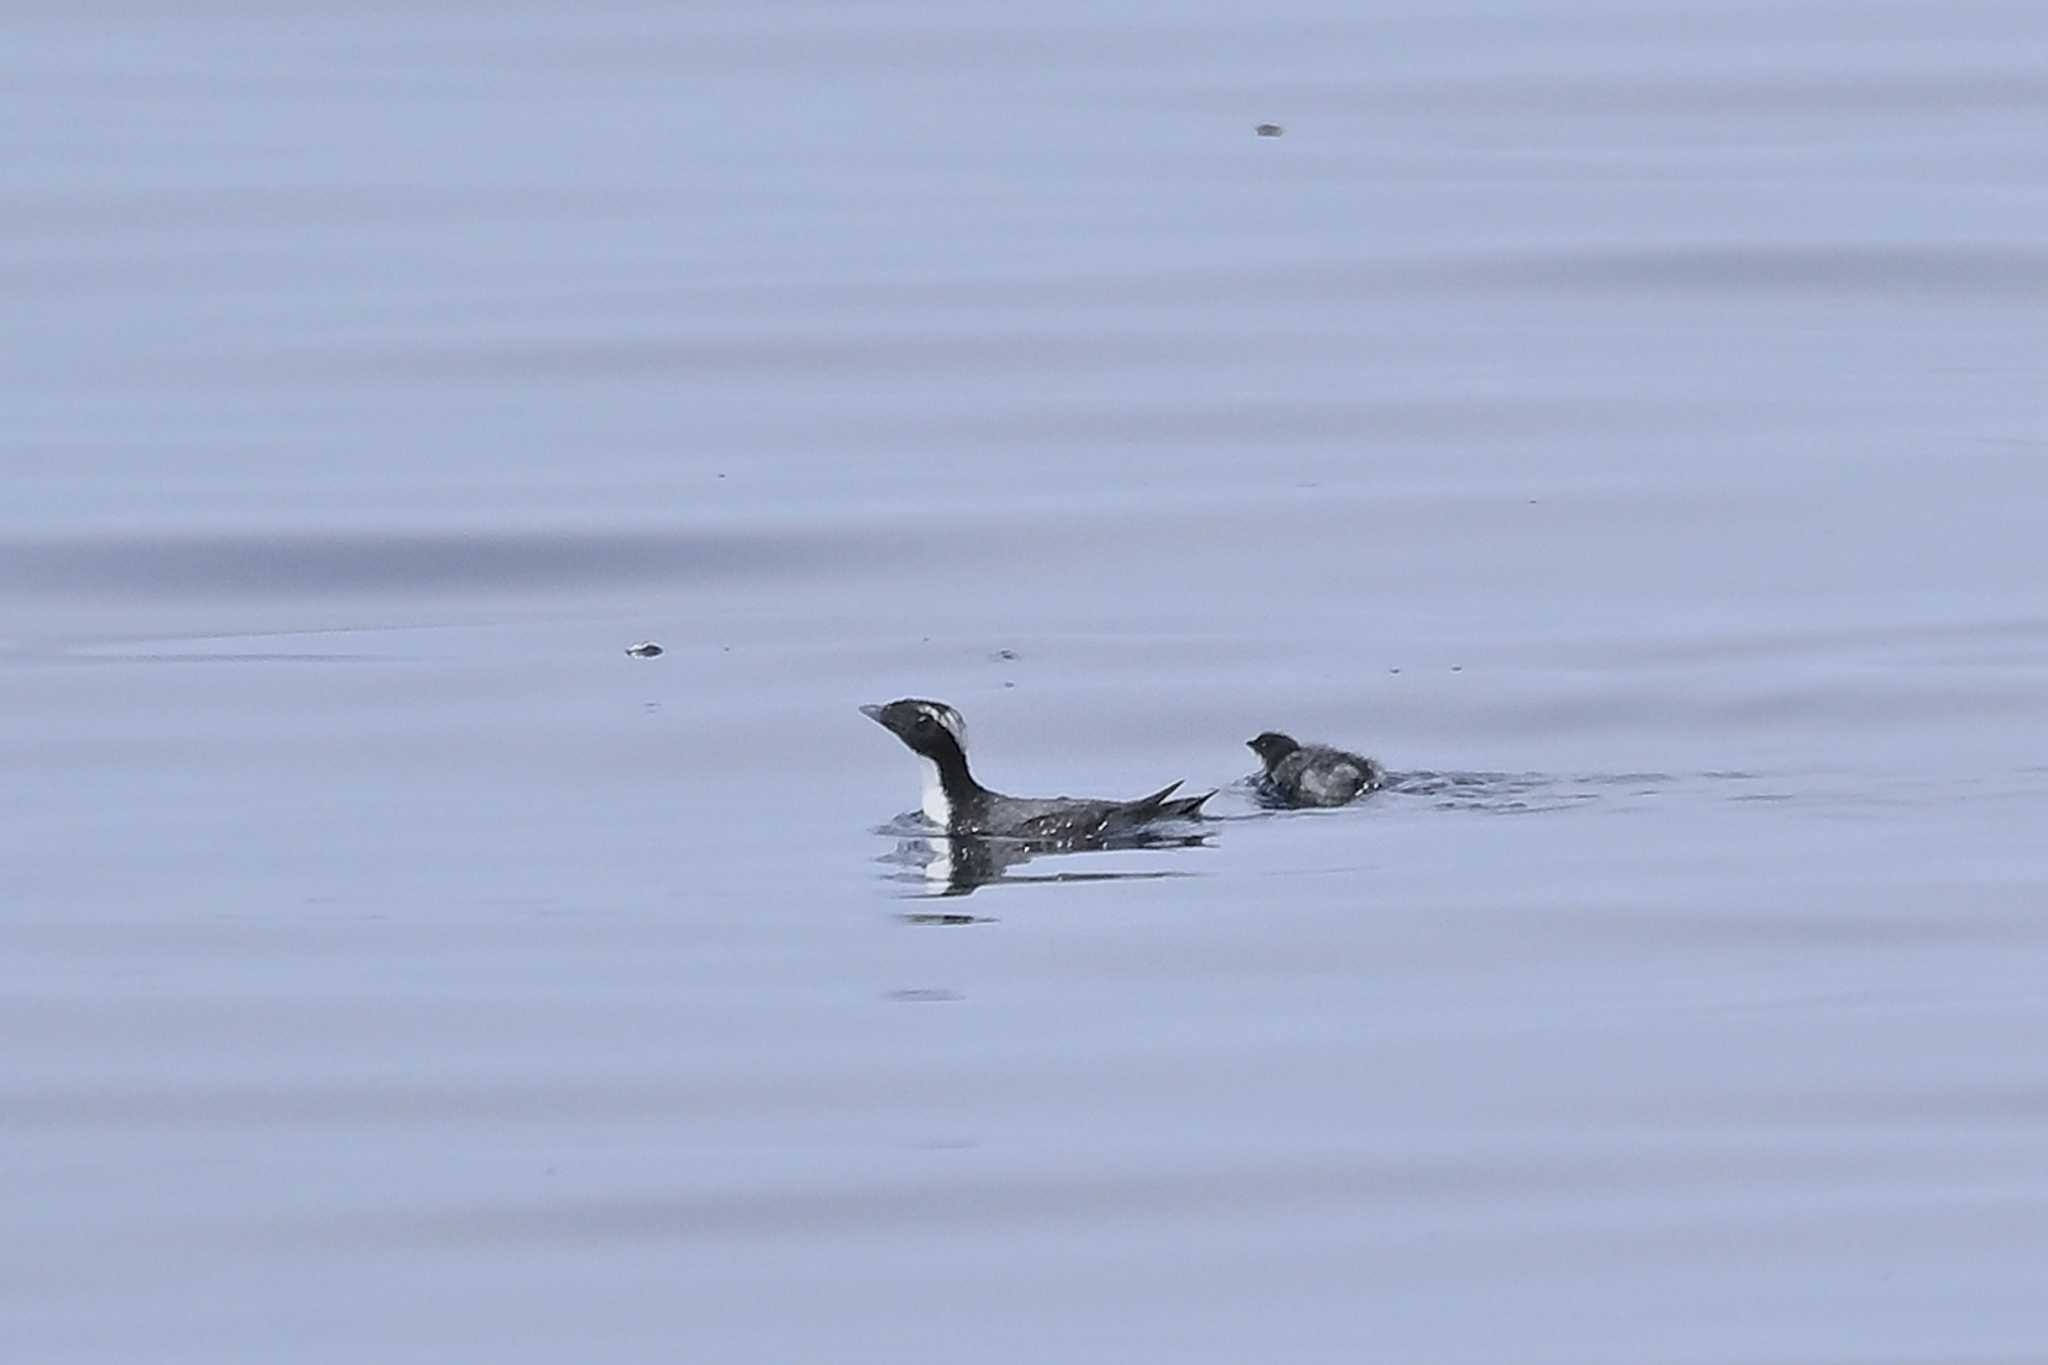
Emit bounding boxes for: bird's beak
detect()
[859,703,887,724]
[1244,737,1258,750]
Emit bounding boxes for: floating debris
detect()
[1255,123,1284,137]
[884,988,964,1004]
[990,648,1018,662]
[624,641,664,658]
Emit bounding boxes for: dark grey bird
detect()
[861,698,1212,841]
[1247,731,1385,808]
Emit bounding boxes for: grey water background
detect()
[6,0,2048,1358]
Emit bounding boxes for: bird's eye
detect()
[914,714,933,730]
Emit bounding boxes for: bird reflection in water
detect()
[878,823,1211,898]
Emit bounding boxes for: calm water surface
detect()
[6,1,2048,1359]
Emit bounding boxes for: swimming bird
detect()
[861,698,1212,841]
[1247,731,1385,807]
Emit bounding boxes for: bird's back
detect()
[1273,745,1383,807]
[972,782,1212,841]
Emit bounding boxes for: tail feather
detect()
[1126,781,1212,822]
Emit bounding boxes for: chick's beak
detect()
[859,703,887,724]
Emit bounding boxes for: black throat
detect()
[925,730,989,818]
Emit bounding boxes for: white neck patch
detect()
[917,754,953,826]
